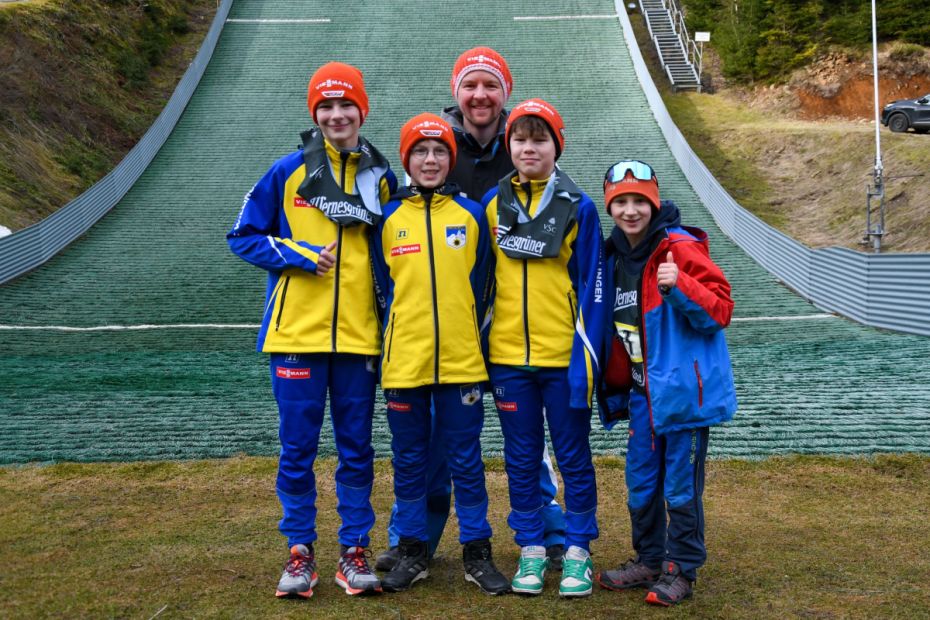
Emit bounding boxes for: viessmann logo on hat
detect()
[412,120,444,136]
[468,54,501,68]
[518,101,556,116]
[317,78,354,98]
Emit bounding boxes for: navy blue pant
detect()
[385,412,566,552]
[386,384,493,544]
[271,353,376,548]
[626,391,709,581]
[490,365,598,550]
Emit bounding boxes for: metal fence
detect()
[615,1,930,338]
[0,0,234,285]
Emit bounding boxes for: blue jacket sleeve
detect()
[567,196,607,410]
[470,206,492,326]
[370,207,393,328]
[226,159,326,273]
[479,189,500,344]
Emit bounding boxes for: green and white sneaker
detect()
[559,545,594,598]
[511,545,548,595]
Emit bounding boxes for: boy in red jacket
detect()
[594,160,736,606]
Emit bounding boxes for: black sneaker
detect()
[381,538,429,592]
[546,543,565,571]
[375,546,402,572]
[645,561,693,606]
[462,539,511,595]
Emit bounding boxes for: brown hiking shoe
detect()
[645,561,693,606]
[596,556,661,591]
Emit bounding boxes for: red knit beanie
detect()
[505,98,566,158]
[306,62,369,125]
[450,47,513,101]
[399,113,457,173]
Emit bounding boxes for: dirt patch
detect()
[794,51,930,119]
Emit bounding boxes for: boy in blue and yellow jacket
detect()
[227,62,396,600]
[483,99,607,598]
[594,160,736,606]
[371,113,509,595]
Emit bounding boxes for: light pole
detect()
[864,0,885,253]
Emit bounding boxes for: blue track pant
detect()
[271,353,376,548]
[626,391,709,581]
[490,365,598,550]
[385,384,492,544]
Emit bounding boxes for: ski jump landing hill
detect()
[1,0,928,464]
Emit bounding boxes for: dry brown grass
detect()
[1,455,928,619]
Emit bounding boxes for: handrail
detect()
[0,0,235,284]
[668,0,701,79]
[639,0,699,86]
[614,1,930,338]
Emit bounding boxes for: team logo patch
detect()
[494,386,505,398]
[384,389,399,398]
[396,228,409,240]
[496,400,518,412]
[460,384,481,406]
[285,354,300,363]
[543,217,557,234]
[391,243,421,257]
[276,367,310,380]
[387,401,411,412]
[446,225,466,249]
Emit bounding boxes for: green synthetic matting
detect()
[1,0,928,463]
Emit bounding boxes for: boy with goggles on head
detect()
[483,98,607,598]
[594,160,736,607]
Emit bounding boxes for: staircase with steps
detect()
[639,0,701,90]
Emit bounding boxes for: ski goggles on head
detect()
[603,160,657,185]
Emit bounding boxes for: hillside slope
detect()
[0,0,216,234]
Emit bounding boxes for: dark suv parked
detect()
[881,94,930,133]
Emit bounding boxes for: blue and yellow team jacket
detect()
[372,188,491,389]
[227,139,395,354]
[484,176,607,409]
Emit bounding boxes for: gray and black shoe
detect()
[463,539,510,595]
[546,543,565,571]
[382,538,429,592]
[645,560,693,606]
[375,545,402,572]
[597,556,661,590]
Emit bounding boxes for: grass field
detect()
[2,455,928,619]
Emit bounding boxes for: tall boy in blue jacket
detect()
[594,160,736,607]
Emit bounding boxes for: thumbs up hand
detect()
[315,241,337,276]
[657,250,678,293]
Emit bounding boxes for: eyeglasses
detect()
[604,160,656,184]
[410,145,451,160]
